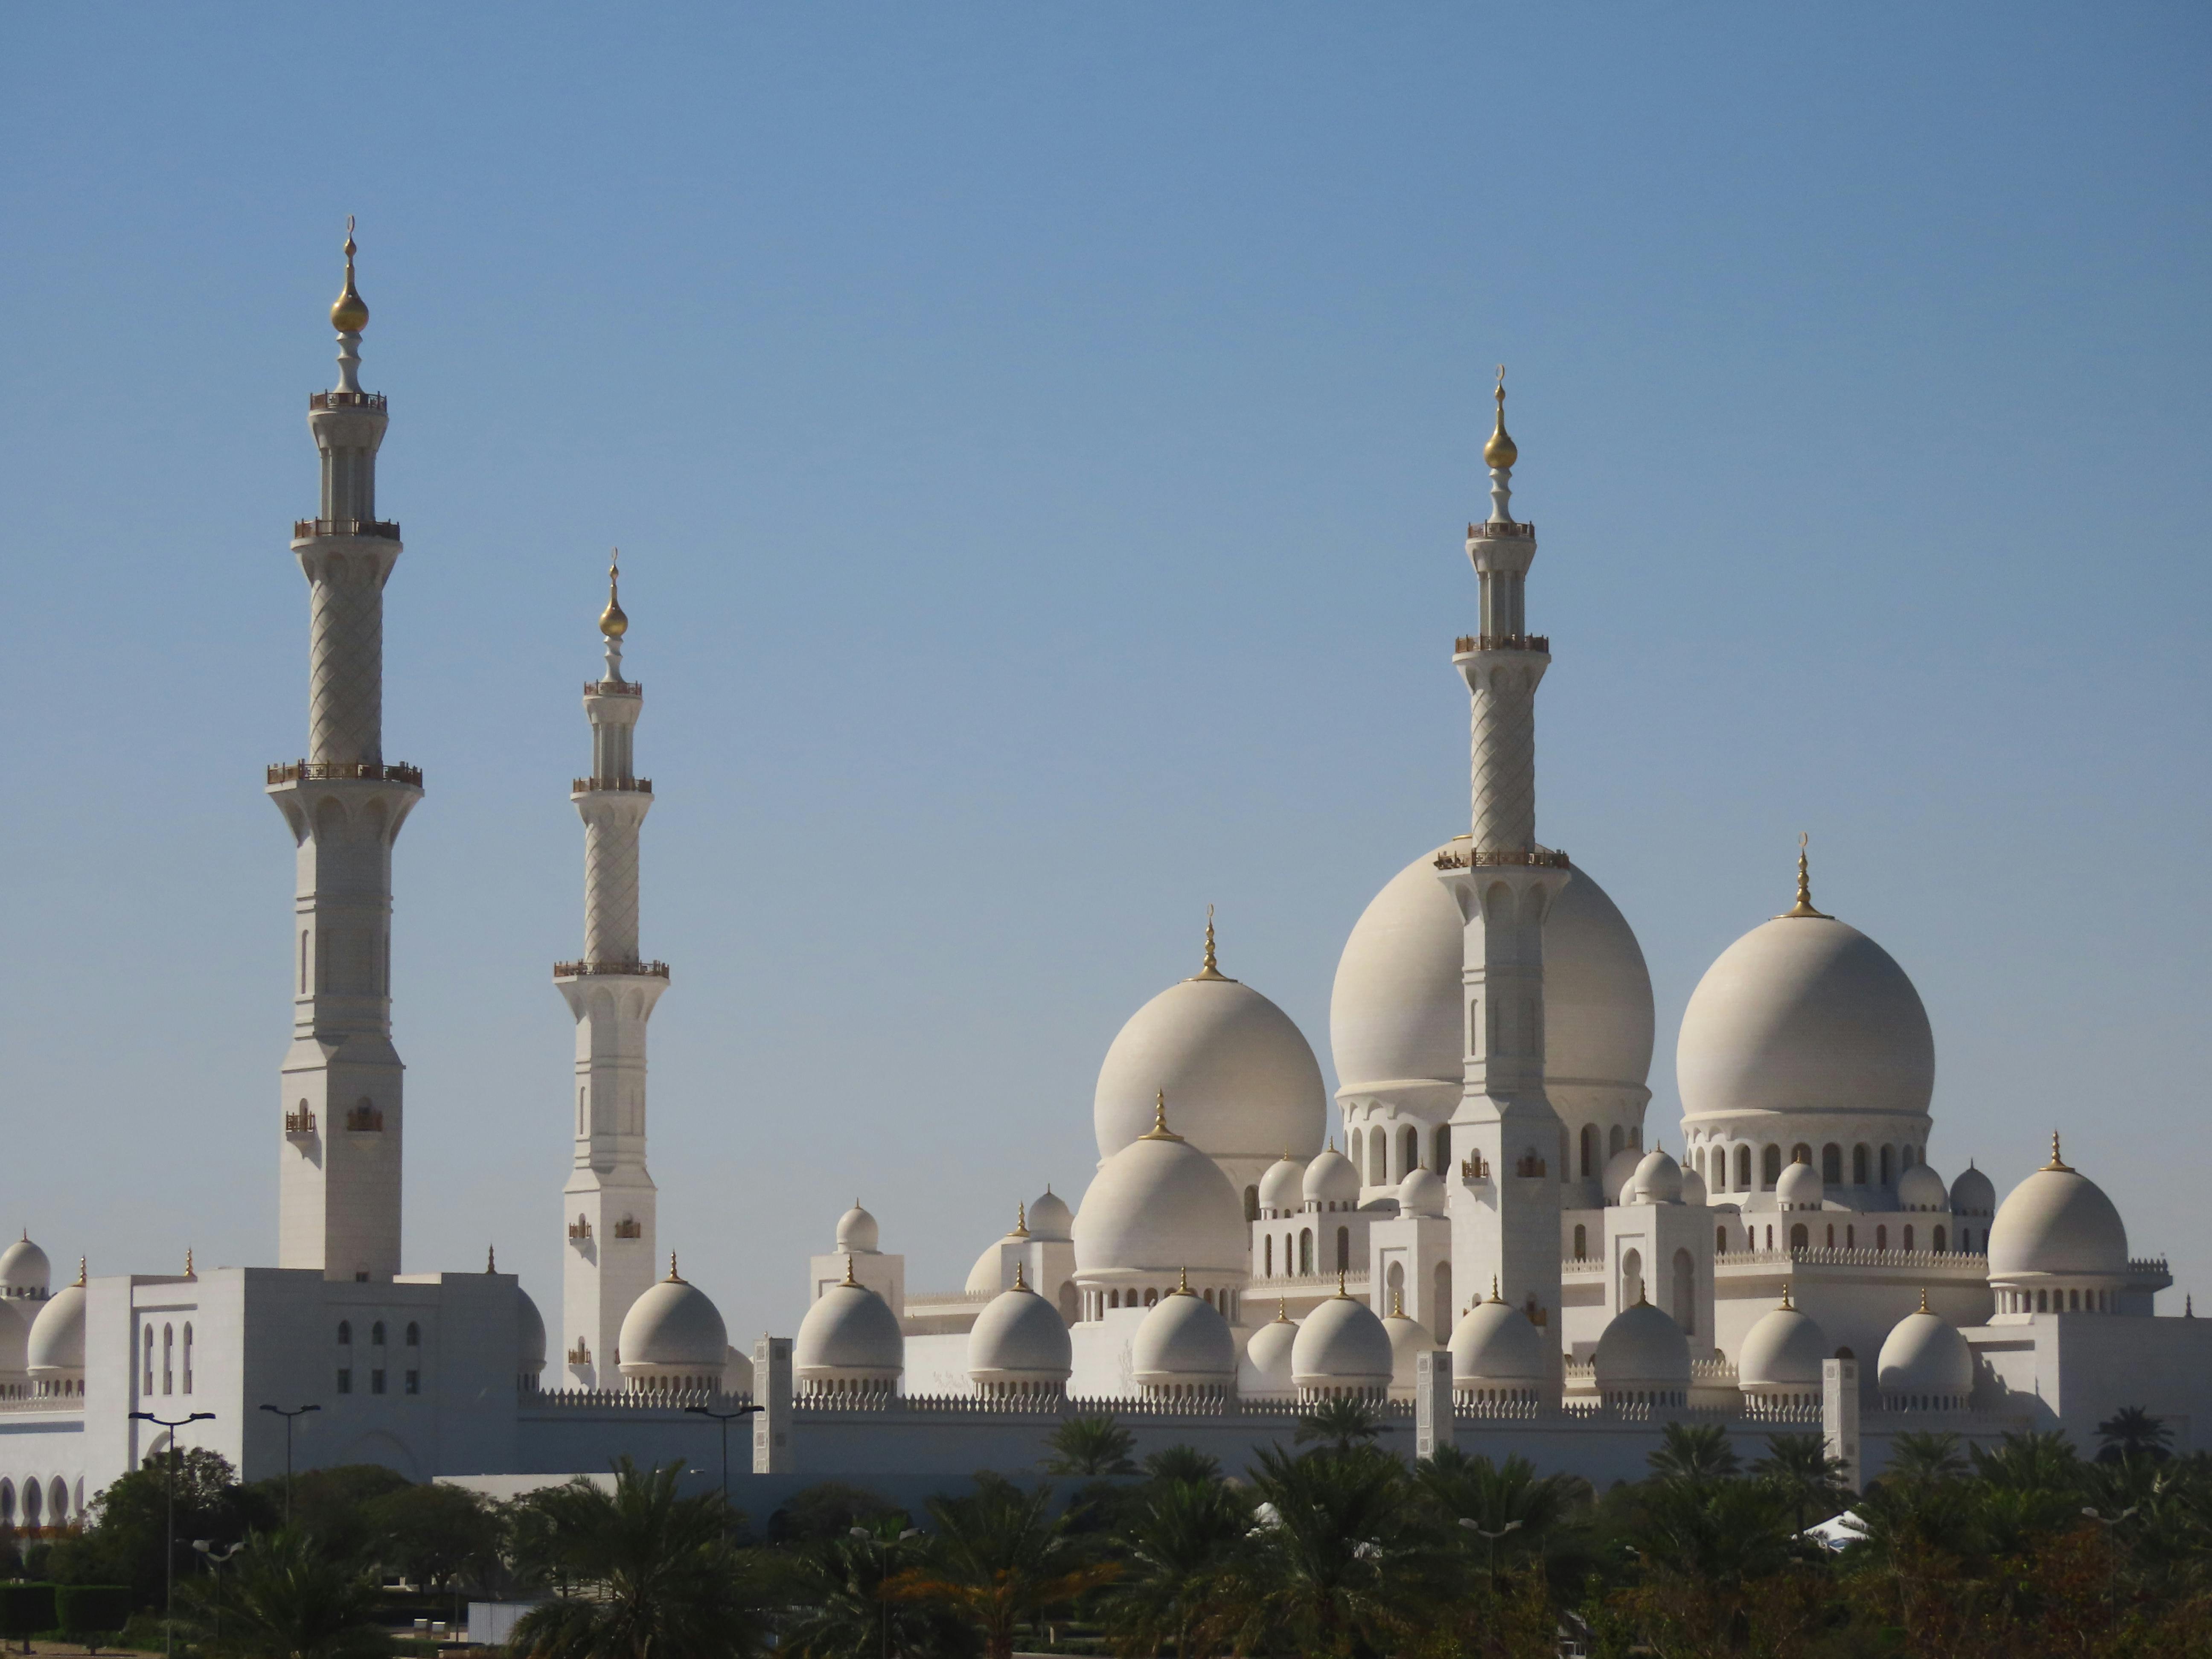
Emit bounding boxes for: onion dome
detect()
[0,1234,50,1299]
[1603,1145,1644,1207]
[1950,1163,1997,1219]
[599,554,629,640]
[1072,1097,1249,1285]
[1397,1165,1447,1219]
[1897,1164,1949,1213]
[1593,1295,1691,1404]
[1775,1158,1824,1212]
[1736,1288,1829,1393]
[1679,1163,1708,1207]
[967,1265,1072,1398]
[1238,1301,1298,1398]
[1877,1293,1973,1409]
[1303,1143,1361,1210]
[1130,1275,1237,1399]
[835,1201,880,1254]
[1380,1291,1434,1396]
[26,1262,87,1392]
[330,219,369,333]
[1986,1137,2127,1280]
[515,1284,547,1382]
[1026,1187,1073,1242]
[617,1256,729,1393]
[1330,846,1653,1109]
[794,1263,904,1397]
[1451,1281,1550,1399]
[1290,1277,1394,1400]
[1629,1148,1683,1206]
[1094,924,1327,1168]
[1257,1154,1306,1217]
[1676,848,1934,1126]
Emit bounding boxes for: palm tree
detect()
[1039,1416,1136,1478]
[1752,1432,1851,1535]
[1647,1422,1740,1483]
[1096,1477,1253,1658]
[1139,1446,1220,1485]
[1882,1430,1966,1487]
[886,1475,1116,1659]
[2096,1406,2174,1465]
[180,1528,388,1659]
[1411,1446,1583,1587]
[1293,1396,1382,1452]
[509,1459,769,1659]
[1231,1445,1440,1659]
[1971,1429,2082,1496]
[776,1522,972,1659]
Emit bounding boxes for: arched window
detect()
[1243,1185,1259,1223]
[1826,1224,1835,1247]
[2070,1289,2081,1310]
[1620,1248,1643,1308]
[1573,1224,1587,1260]
[1609,1125,1624,1157]
[1336,1228,1350,1273]
[1400,1126,1419,1179]
[182,1323,194,1394]
[1822,1144,1842,1184]
[1264,1236,1273,1277]
[1736,1146,1752,1190]
[1434,1126,1451,1174]
[1715,1226,1726,1254]
[371,1321,386,1347]
[1107,1290,1118,1309]
[1880,1146,1895,1186]
[1368,1132,1387,1186]
[405,1322,420,1347]
[1790,1223,1808,1250]
[162,1324,174,1395]
[143,1327,154,1394]
[1903,1225,1915,1252]
[1348,1128,1363,1177]
[1762,1145,1782,1187]
[48,1480,66,1525]
[0,1481,13,1523]
[1876,1225,1888,1251]
[1144,1289,1158,1308]
[337,1321,352,1346]
[1299,1229,1313,1276]
[22,1482,39,1528]
[1765,1225,1774,1250]
[1672,1249,1695,1334]
[1852,1144,1869,1185]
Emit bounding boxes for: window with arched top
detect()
[1715,1226,1726,1254]
[1263,1236,1273,1277]
[1580,1125,1596,1178]
[1762,1145,1782,1187]
[1904,1225,1915,1252]
[371,1321,386,1347]
[1790,1223,1808,1250]
[1790,1142,1812,1168]
[1876,1225,1888,1251]
[1348,1128,1363,1176]
[1736,1146,1752,1190]
[1880,1146,1895,1186]
[1672,1249,1695,1334]
[1933,1226,1947,1254]
[0,1481,13,1523]
[405,1322,420,1347]
[1299,1228,1313,1276]
[162,1324,174,1396]
[1143,1288,1158,1308]
[1336,1228,1350,1273]
[1574,1225,1587,1260]
[1243,1185,1258,1223]
[337,1321,352,1346]
[1609,1125,1624,1157]
[183,1324,193,1394]
[1434,1126,1450,1174]
[1822,1144,1842,1185]
[1400,1126,1419,1179]
[143,1327,154,1394]
[1368,1133,1387,1186]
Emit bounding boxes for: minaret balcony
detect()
[1466,520,1536,541]
[284,1105,317,1138]
[1453,633,1549,654]
[552,960,671,981]
[584,678,643,698]
[571,777,652,795]
[308,391,387,412]
[293,518,400,541]
[1433,846,1572,870]
[268,760,424,787]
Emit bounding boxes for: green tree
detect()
[180,1528,389,1659]
[1412,1447,1583,1590]
[360,1483,501,1622]
[1293,1396,1382,1452]
[1138,1446,1219,1486]
[2096,1406,2174,1466]
[246,1467,410,1568]
[509,1460,769,1659]
[52,1449,272,1608]
[1646,1422,1740,1484]
[776,1520,974,1659]
[1039,1416,1136,1478]
[1233,1445,1440,1659]
[886,1474,1116,1659]
[1752,1431,1852,1535]
[1096,1476,1253,1658]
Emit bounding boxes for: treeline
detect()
[17,1402,2212,1658]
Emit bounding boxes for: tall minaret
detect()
[268,222,422,1281]
[1438,370,1569,1349]
[555,557,666,1390]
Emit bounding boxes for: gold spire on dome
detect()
[1013,1261,1028,1292]
[1918,1287,1931,1314]
[1176,1266,1193,1295]
[75,1257,87,1287]
[331,216,370,334]
[1636,1283,1650,1305]
[1190,905,1230,981]
[1483,365,1517,470]
[2043,1132,2072,1172]
[1276,1298,1292,1323]
[600,551,629,640]
[1391,1288,1405,1318]
[667,1252,682,1282]
[1010,1202,1029,1239]
[843,1254,857,1286]
[1489,1275,1504,1304]
[1140,1090,1185,1141]
[185,1249,196,1281]
[1779,1283,1793,1310]
[1335,1269,1350,1298]
[1778,833,1834,920]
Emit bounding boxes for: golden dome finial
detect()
[75,1257,87,1287]
[1276,1297,1291,1323]
[1483,364,1517,471]
[1141,1089,1184,1141]
[1391,1287,1404,1318]
[1177,1266,1192,1295]
[668,1252,682,1282]
[2043,1132,2071,1173]
[1335,1268,1349,1298]
[331,215,370,335]
[1489,1275,1503,1304]
[185,1248,196,1281]
[1011,1202,1029,1239]
[843,1254,857,1286]
[1779,1282,1793,1310]
[1013,1260,1028,1292]
[1191,904,1228,981]
[1918,1287,1931,1314]
[1780,832,1833,919]
[600,550,629,640]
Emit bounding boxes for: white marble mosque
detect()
[0,234,2205,1518]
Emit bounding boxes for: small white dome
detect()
[723,1345,756,1394]
[26,1277,85,1379]
[1678,912,1935,1123]
[1094,972,1327,1166]
[1897,1163,1948,1212]
[1593,1298,1691,1392]
[1950,1164,1997,1217]
[1775,1159,1824,1211]
[965,1229,1018,1296]
[1450,1288,1550,1388]
[0,1300,30,1378]
[1238,1304,1298,1397]
[1303,1144,1361,1208]
[1397,1165,1447,1219]
[515,1285,547,1376]
[1737,1295,1829,1391]
[1290,1289,1394,1392]
[1987,1147,2128,1280]
[1027,1188,1073,1242]
[794,1278,904,1388]
[835,1203,880,1253]
[1381,1302,1434,1394]
[1679,1163,1708,1206]
[1603,1146,1643,1206]
[1257,1154,1305,1214]
[1130,1287,1237,1390]
[968,1274,1072,1390]
[1630,1149,1682,1205]
[1072,1119,1249,1281]
[0,1235,50,1298]
[1877,1301,1973,1404]
[618,1265,730,1379]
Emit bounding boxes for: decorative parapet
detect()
[1467,520,1536,541]
[584,679,643,697]
[268,760,424,787]
[528,1386,755,1412]
[2125,1257,2171,1278]
[612,1217,643,1240]
[283,1105,317,1138]
[572,777,653,795]
[1244,1269,1373,1294]
[0,1395,84,1417]
[1453,633,1550,654]
[1714,1247,1989,1271]
[309,391,387,411]
[552,960,671,981]
[292,518,400,540]
[1433,847,1572,870]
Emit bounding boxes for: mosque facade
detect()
[0,241,2205,1517]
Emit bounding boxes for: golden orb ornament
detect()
[1483,365,1517,469]
[599,553,629,639]
[330,215,370,333]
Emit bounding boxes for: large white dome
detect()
[1130,1288,1237,1391]
[1330,844,1653,1100]
[1736,1295,1829,1391]
[1239,1304,1298,1397]
[1987,1148,2128,1280]
[1877,1302,1973,1406]
[1593,1299,1691,1393]
[1094,972,1326,1166]
[1450,1288,1551,1390]
[1291,1290,1393,1393]
[1677,912,1934,1124]
[795,1280,904,1388]
[1027,1188,1073,1243]
[1072,1121,1249,1282]
[835,1203,880,1253]
[968,1275,1071,1391]
[515,1285,547,1378]
[618,1266,729,1378]
[26,1278,85,1380]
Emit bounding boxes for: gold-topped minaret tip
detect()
[600,550,629,639]
[1011,1202,1029,1239]
[1482,365,1517,470]
[2043,1131,2071,1173]
[1779,832,1834,920]
[1190,904,1230,981]
[331,215,370,334]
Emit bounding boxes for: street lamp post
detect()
[191,1540,243,1647]
[848,1525,923,1659]
[2081,1505,2139,1621]
[683,1404,761,1537]
[128,1410,215,1659]
[257,1404,321,1523]
[1457,1515,1524,1595]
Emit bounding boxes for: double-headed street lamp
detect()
[849,1525,924,1659]
[191,1540,243,1646]
[128,1410,215,1659]
[683,1403,762,1534]
[1458,1515,1524,1593]
[258,1403,321,1522]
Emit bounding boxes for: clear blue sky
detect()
[3,5,2206,1346]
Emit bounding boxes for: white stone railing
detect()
[527,1387,752,1411]
[1714,1247,1988,1271]
[1246,1270,1372,1293]
[905,1289,1000,1308]
[0,1396,82,1415]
